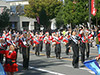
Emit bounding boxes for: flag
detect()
[1,8,3,13]
[91,0,97,16]
[36,16,40,24]
[97,44,100,54]
[84,59,100,75]
[0,63,6,75]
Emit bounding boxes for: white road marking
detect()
[63,64,95,75]
[80,68,95,74]
[17,63,65,75]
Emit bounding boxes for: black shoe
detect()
[58,57,60,59]
[66,53,69,55]
[23,67,29,70]
[80,65,85,67]
[0,61,3,64]
[47,56,50,58]
[37,54,40,56]
[26,68,29,70]
[23,68,27,70]
[56,56,58,59]
[86,57,89,60]
[81,61,84,64]
[35,53,37,56]
[74,66,79,68]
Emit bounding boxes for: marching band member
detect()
[39,31,44,52]
[63,32,71,55]
[52,32,63,59]
[0,37,5,64]
[0,45,18,75]
[0,38,7,64]
[79,30,86,63]
[66,30,81,68]
[97,30,100,44]
[2,31,6,40]
[85,29,91,59]
[19,31,30,70]
[44,32,52,58]
[10,34,19,61]
[33,34,40,56]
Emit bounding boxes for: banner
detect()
[36,16,40,24]
[97,44,100,54]
[84,59,100,75]
[91,0,97,16]
[0,63,6,75]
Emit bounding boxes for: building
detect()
[0,0,63,31]
[0,0,10,14]
[58,0,65,4]
[7,0,37,31]
[0,0,37,31]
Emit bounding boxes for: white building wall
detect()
[0,1,10,9]
[0,1,10,14]
[20,16,36,31]
[9,1,29,6]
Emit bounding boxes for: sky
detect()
[2,0,25,1]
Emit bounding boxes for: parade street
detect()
[15,44,98,75]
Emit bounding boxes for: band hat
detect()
[98,30,100,33]
[65,32,68,36]
[45,32,49,35]
[71,29,77,35]
[12,34,15,37]
[23,31,27,34]
[80,30,84,34]
[85,29,89,33]
[0,36,2,40]
[9,31,11,34]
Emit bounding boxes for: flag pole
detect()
[89,0,91,29]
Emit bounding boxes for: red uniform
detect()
[19,37,29,48]
[52,36,63,44]
[63,38,68,43]
[44,36,53,44]
[0,50,18,72]
[98,33,100,42]
[33,38,40,45]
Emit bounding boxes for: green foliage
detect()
[56,9,64,28]
[0,7,10,29]
[24,0,100,28]
[24,0,63,29]
[56,0,89,27]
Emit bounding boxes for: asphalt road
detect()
[15,44,98,75]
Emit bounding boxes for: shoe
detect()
[23,68,27,70]
[35,53,37,56]
[74,66,79,68]
[26,68,29,70]
[86,57,89,60]
[58,57,60,59]
[47,56,50,58]
[23,68,29,70]
[80,65,85,67]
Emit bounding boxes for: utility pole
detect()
[89,0,91,29]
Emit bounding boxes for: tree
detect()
[16,4,24,15]
[56,9,64,28]
[0,7,10,30]
[24,0,63,29]
[56,0,89,28]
